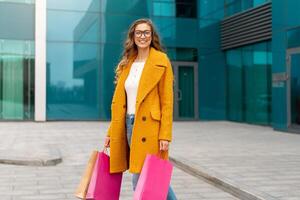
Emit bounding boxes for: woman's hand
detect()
[104,136,110,148]
[159,140,170,151]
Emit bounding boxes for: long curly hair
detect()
[113,18,164,85]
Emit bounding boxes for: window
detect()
[153,0,197,18]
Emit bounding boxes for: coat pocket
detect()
[150,109,161,121]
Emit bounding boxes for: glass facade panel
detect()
[153,0,197,18]
[47,10,101,43]
[48,0,151,16]
[226,41,272,125]
[47,0,100,12]
[225,0,270,17]
[227,49,243,121]
[0,0,34,4]
[0,40,35,120]
[287,27,300,49]
[290,53,300,125]
[0,2,34,40]
[168,47,198,61]
[47,42,101,120]
[153,1,175,17]
[0,1,34,120]
[198,0,226,120]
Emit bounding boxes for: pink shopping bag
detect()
[86,151,122,200]
[134,154,173,200]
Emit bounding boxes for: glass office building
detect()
[0,0,300,133]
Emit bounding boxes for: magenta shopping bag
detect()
[134,154,173,200]
[86,151,122,200]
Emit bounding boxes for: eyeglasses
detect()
[134,30,152,38]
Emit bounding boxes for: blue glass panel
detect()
[152,17,198,47]
[287,27,300,48]
[225,0,270,17]
[47,10,101,43]
[48,0,150,16]
[46,42,101,120]
[47,0,100,12]
[253,0,269,7]
[48,9,149,45]
[199,50,226,119]
[244,42,271,124]
[226,41,271,125]
[100,14,141,45]
[153,2,175,17]
[199,0,224,18]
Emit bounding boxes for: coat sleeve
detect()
[158,55,174,142]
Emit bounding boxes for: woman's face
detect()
[134,23,152,49]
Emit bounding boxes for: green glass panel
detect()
[226,41,271,125]
[227,49,243,121]
[1,56,23,119]
[244,42,271,124]
[178,66,194,118]
[0,39,34,120]
[291,53,300,125]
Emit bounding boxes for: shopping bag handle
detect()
[102,146,109,155]
[157,150,164,159]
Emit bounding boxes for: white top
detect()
[124,61,145,114]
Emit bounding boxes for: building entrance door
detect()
[172,61,198,120]
[287,47,300,128]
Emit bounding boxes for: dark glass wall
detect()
[0,1,35,120]
[226,41,272,125]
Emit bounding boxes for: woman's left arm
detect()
[158,55,174,143]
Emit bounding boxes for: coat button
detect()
[141,137,146,142]
[142,116,146,121]
[123,104,126,108]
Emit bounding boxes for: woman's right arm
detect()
[104,121,112,147]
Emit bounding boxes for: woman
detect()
[104,18,177,199]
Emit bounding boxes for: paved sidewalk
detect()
[0,122,238,200]
[171,121,300,200]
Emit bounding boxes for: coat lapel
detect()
[118,47,166,113]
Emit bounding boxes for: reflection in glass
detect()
[0,39,35,120]
[226,41,272,125]
[47,42,100,120]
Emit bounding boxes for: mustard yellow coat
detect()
[106,47,174,174]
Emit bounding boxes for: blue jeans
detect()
[126,113,177,200]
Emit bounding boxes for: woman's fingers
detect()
[104,137,110,147]
[159,140,169,151]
